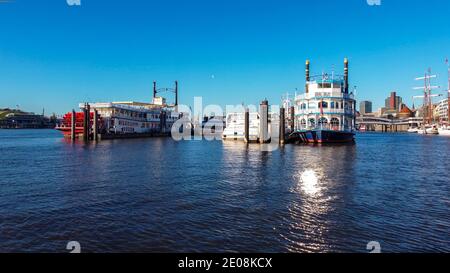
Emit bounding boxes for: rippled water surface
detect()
[0,129,449,253]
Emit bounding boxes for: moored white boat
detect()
[222,112,260,141]
[418,125,439,135]
[407,127,419,133]
[438,126,450,136]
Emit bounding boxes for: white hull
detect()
[418,127,439,135]
[407,128,419,133]
[438,128,450,136]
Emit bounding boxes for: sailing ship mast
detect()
[413,69,440,126]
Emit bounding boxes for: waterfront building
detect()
[384,91,403,111]
[398,104,414,119]
[0,111,55,129]
[434,98,449,123]
[359,101,373,115]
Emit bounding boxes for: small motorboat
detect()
[438,126,450,136]
[418,125,439,135]
[407,127,419,133]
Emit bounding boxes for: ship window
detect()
[319,83,332,89]
[331,118,340,128]
[330,102,335,109]
[318,102,328,108]
[319,117,328,125]
[309,118,315,128]
[300,119,306,129]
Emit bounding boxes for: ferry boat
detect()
[56,98,180,138]
[292,59,356,143]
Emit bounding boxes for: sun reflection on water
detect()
[299,169,320,196]
[281,167,333,252]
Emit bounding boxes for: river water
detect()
[0,129,449,253]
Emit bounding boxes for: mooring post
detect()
[259,100,269,144]
[86,103,91,141]
[244,108,250,143]
[160,111,167,134]
[71,109,76,141]
[93,109,99,141]
[290,106,295,133]
[82,104,88,142]
[280,107,286,144]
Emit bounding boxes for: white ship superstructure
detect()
[222,112,260,141]
[294,59,356,133]
[79,100,179,135]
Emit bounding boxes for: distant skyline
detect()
[1,0,449,115]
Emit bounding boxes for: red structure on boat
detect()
[56,111,102,138]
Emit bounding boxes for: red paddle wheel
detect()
[56,111,102,138]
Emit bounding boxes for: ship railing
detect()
[297,125,354,132]
[295,92,355,100]
[79,103,153,113]
[295,109,355,115]
[307,74,345,83]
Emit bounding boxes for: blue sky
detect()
[0,0,449,115]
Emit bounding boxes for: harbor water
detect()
[0,130,449,253]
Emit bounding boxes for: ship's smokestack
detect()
[153,81,157,99]
[305,60,310,93]
[344,58,349,94]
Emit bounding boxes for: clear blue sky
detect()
[1,0,449,115]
